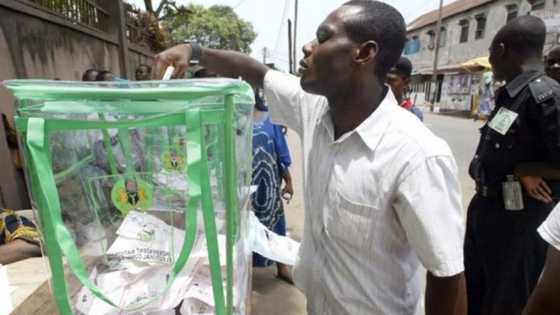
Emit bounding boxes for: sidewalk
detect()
[250,129,307,315]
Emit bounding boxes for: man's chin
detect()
[299,77,322,95]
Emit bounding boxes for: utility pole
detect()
[293,0,299,68]
[262,47,268,64]
[430,0,444,112]
[288,19,294,74]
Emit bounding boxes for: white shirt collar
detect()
[318,86,397,152]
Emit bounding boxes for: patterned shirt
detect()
[0,209,41,246]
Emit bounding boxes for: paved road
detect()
[251,111,484,315]
[424,112,483,207]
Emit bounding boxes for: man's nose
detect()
[302,40,317,58]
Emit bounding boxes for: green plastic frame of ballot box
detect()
[5,79,253,315]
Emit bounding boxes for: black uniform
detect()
[465,69,560,315]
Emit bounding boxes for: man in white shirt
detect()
[522,203,560,315]
[153,1,466,314]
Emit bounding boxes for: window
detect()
[439,27,447,47]
[459,19,469,43]
[404,35,421,55]
[530,0,546,10]
[475,14,487,40]
[506,4,518,22]
[427,30,436,50]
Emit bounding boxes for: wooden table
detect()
[6,257,54,315]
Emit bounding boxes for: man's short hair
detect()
[137,64,152,72]
[82,68,99,81]
[96,70,114,82]
[342,0,406,79]
[548,46,560,60]
[389,57,413,78]
[495,16,546,58]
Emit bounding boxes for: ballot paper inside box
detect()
[4,79,255,315]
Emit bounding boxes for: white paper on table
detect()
[249,212,301,266]
[0,265,12,315]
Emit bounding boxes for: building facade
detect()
[406,0,560,111]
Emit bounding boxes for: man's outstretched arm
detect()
[153,44,269,88]
[426,272,467,315]
[0,239,42,265]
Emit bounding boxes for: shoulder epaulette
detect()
[529,76,557,104]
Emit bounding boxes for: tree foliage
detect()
[162,4,257,54]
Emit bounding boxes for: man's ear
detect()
[354,40,378,65]
[496,42,506,58]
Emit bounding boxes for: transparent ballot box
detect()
[4,79,254,315]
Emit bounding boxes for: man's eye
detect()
[317,31,329,43]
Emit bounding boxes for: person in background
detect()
[546,46,560,83]
[465,16,560,315]
[0,209,41,264]
[82,69,99,82]
[96,70,115,82]
[135,64,152,81]
[386,56,423,121]
[251,92,294,283]
[476,71,494,120]
[522,203,560,315]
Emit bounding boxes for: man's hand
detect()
[281,182,294,203]
[152,44,193,80]
[520,176,553,203]
[151,44,269,88]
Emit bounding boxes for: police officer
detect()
[465,16,560,315]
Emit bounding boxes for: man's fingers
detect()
[175,64,188,79]
[535,184,553,203]
[530,189,547,203]
[531,187,552,203]
[152,53,170,80]
[541,180,553,195]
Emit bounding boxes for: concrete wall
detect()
[0,1,154,209]
[407,0,560,72]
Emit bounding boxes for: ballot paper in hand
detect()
[249,212,300,266]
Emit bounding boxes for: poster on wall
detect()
[440,73,475,111]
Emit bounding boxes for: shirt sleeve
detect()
[538,204,560,251]
[263,70,323,136]
[394,155,466,277]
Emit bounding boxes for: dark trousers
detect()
[464,194,555,315]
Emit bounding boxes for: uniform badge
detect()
[488,107,519,135]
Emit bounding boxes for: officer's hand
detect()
[520,176,553,203]
[152,44,193,80]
